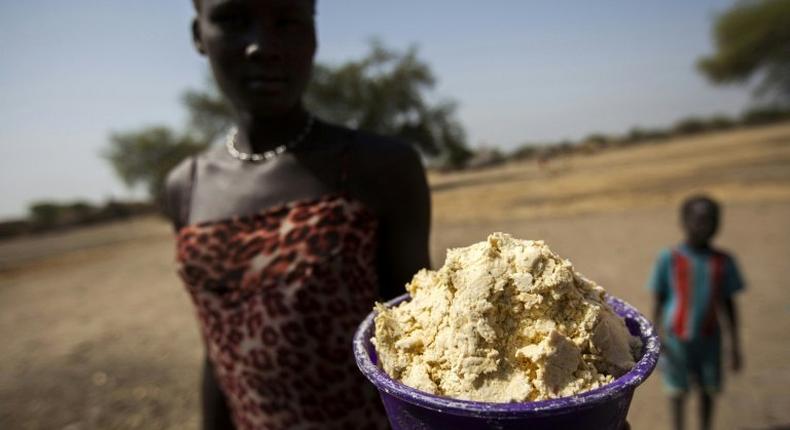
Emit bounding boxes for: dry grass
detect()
[431,123,790,223]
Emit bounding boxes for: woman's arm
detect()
[201,356,235,430]
[163,161,234,427]
[375,143,432,300]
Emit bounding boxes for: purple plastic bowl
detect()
[353,293,659,430]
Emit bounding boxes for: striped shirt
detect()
[647,245,745,340]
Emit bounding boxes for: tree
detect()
[104,127,208,200]
[104,41,472,201]
[29,202,62,228]
[305,40,471,166]
[697,0,790,104]
[181,79,234,144]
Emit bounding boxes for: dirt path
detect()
[0,218,201,430]
[1,202,788,429]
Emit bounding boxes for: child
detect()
[163,0,430,428]
[648,195,744,430]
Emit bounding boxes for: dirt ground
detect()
[1,124,789,430]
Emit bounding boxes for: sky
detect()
[0,0,751,220]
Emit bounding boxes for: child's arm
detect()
[653,291,667,338]
[647,250,670,344]
[720,254,745,372]
[722,296,742,372]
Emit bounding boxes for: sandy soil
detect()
[1,124,789,430]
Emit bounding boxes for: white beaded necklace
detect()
[225,114,315,162]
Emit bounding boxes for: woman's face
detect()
[193,0,316,117]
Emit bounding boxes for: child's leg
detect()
[697,336,722,430]
[671,394,686,430]
[662,335,690,430]
[699,391,713,430]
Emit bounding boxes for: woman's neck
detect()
[234,106,310,153]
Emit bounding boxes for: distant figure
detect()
[647,195,744,430]
[163,0,430,429]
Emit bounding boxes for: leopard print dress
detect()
[176,192,390,430]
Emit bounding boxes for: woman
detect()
[163,0,431,428]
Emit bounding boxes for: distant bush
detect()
[502,106,789,167]
[621,128,669,145]
[0,200,156,240]
[740,106,790,126]
[579,134,611,153]
[29,200,103,229]
[466,147,507,169]
[707,115,736,130]
[672,115,739,136]
[584,134,609,145]
[511,144,539,161]
[29,202,63,229]
[0,220,33,239]
[672,117,709,135]
[99,200,135,219]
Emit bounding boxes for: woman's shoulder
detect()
[162,150,208,229]
[321,121,422,173]
[163,145,224,208]
[161,158,191,229]
[321,121,428,213]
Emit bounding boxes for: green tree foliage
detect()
[740,105,790,125]
[29,202,61,228]
[104,127,208,199]
[305,41,471,166]
[181,79,234,144]
[27,200,96,228]
[697,0,790,104]
[672,117,708,135]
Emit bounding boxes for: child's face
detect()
[193,0,316,117]
[682,202,719,248]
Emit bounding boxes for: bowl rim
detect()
[353,293,660,418]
